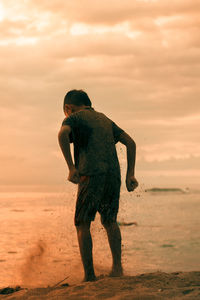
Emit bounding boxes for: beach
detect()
[0,185,200,298]
[1,271,200,299]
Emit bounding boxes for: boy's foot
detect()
[83,273,105,282]
[109,267,123,277]
[83,275,97,282]
[83,276,97,282]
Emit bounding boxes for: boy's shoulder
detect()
[62,109,121,134]
[66,108,110,123]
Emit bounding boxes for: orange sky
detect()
[0,0,200,187]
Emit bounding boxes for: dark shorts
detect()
[75,173,121,226]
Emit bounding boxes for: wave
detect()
[145,187,188,193]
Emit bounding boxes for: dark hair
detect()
[63,89,92,110]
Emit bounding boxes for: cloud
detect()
[26,0,200,25]
[139,141,200,162]
[0,0,200,185]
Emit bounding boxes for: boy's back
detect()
[62,107,124,178]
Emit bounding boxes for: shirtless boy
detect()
[58,89,138,281]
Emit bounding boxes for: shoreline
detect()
[1,271,200,299]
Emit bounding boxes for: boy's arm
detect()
[118,131,138,192]
[58,125,80,184]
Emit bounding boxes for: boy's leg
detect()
[99,173,122,276]
[76,222,96,281]
[102,221,123,276]
[75,175,105,281]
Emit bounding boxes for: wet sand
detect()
[1,271,200,299]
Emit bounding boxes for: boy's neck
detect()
[78,106,92,112]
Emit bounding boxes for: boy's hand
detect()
[126,173,138,192]
[68,166,80,184]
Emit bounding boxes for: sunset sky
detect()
[0,0,200,188]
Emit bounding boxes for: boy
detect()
[58,89,138,281]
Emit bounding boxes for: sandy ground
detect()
[1,271,200,299]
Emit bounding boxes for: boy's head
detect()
[63,89,92,117]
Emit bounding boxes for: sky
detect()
[0,0,200,188]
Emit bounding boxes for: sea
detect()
[0,183,200,288]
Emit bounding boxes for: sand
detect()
[1,271,200,299]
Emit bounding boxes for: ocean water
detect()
[0,184,200,288]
